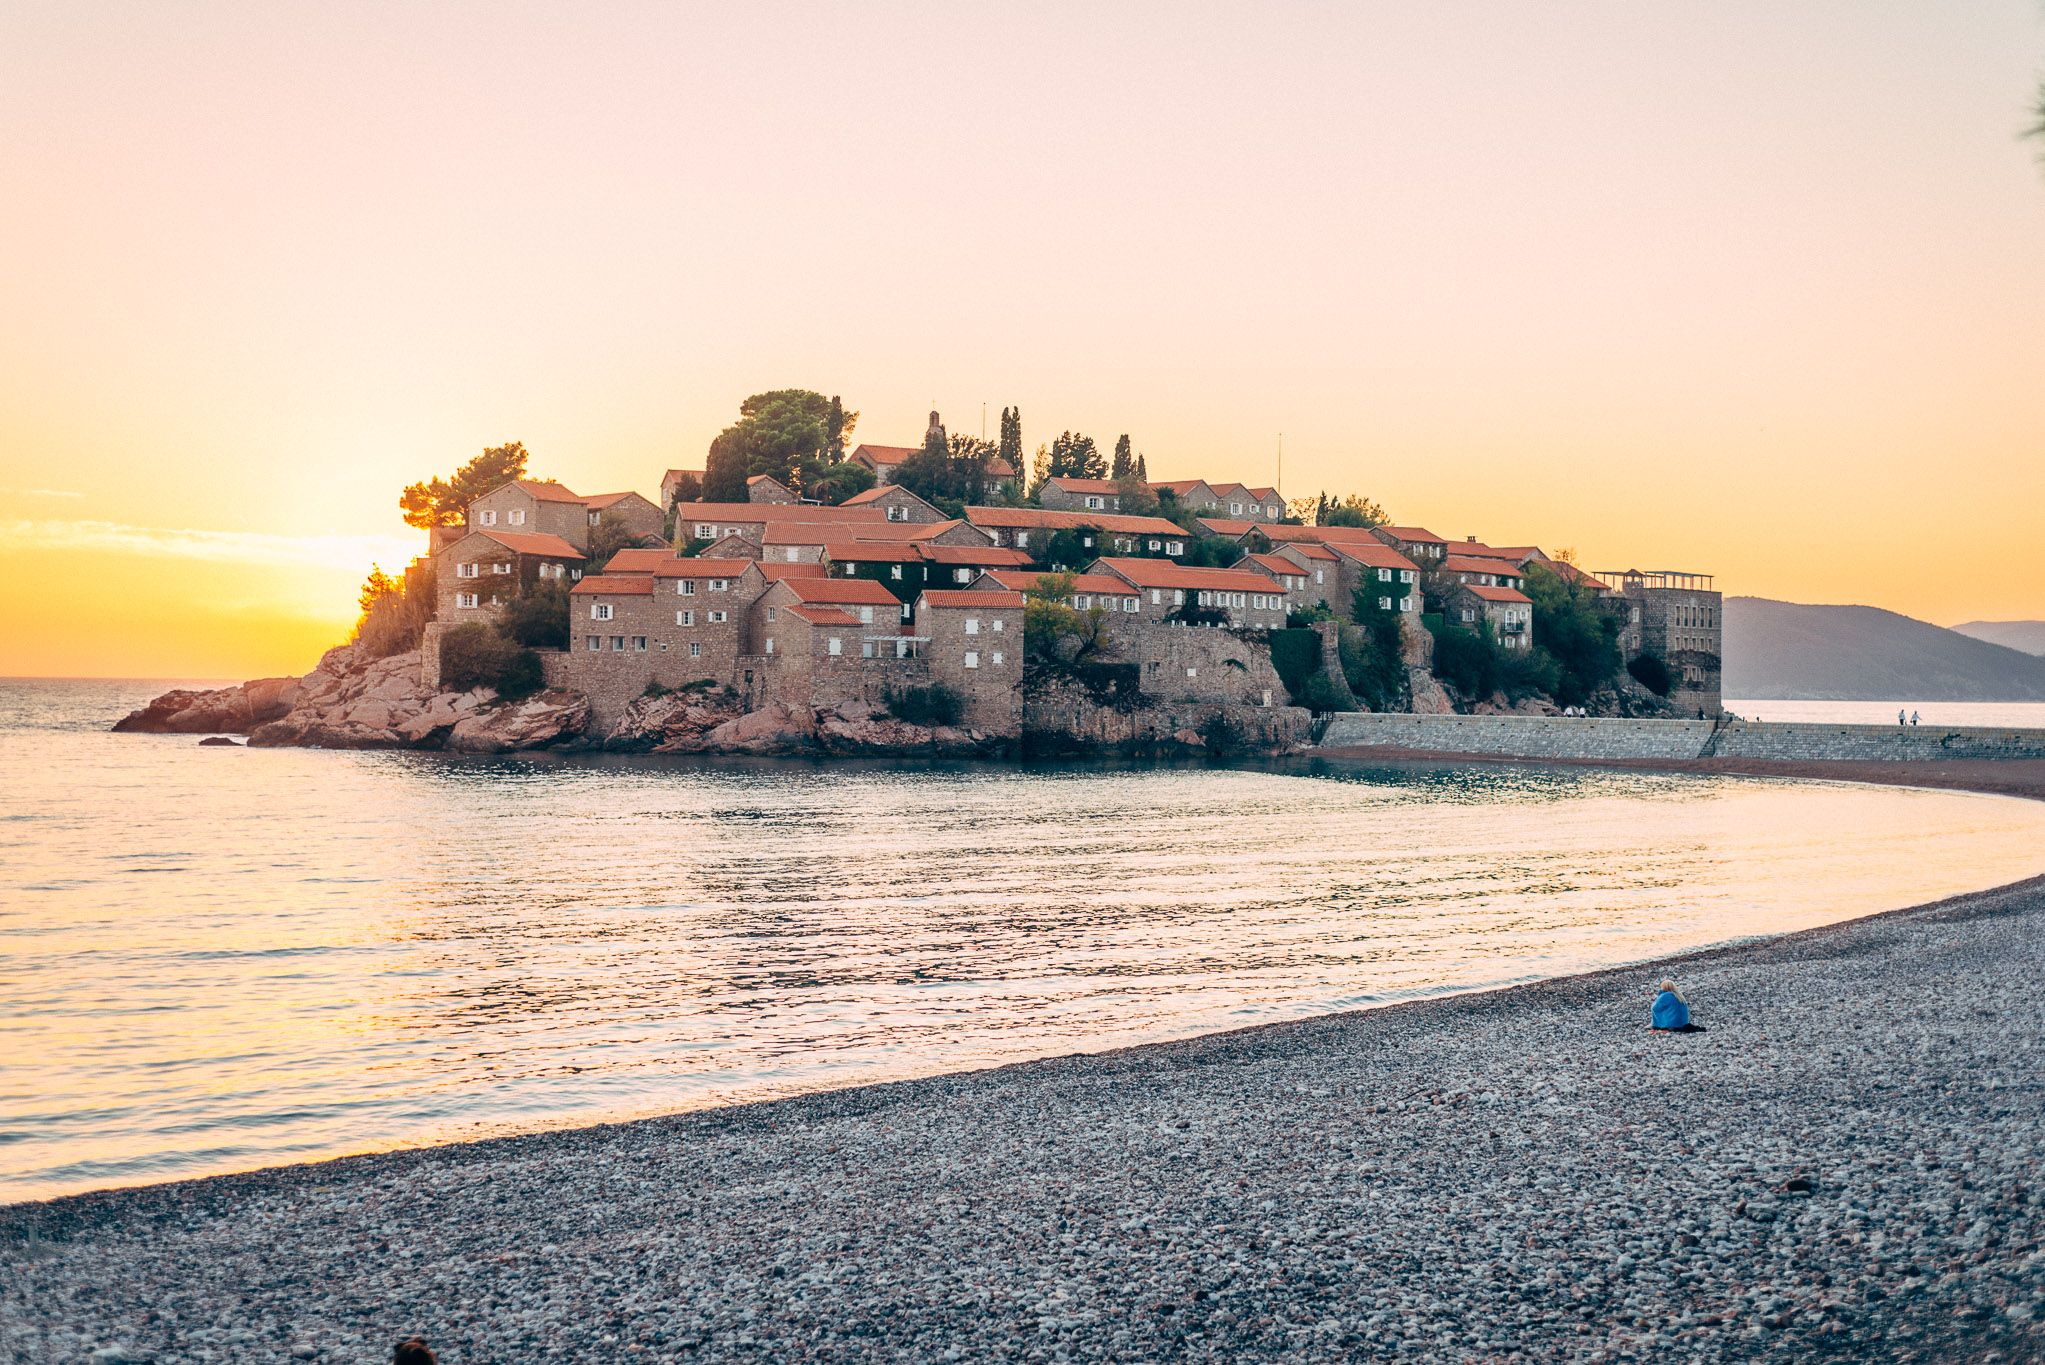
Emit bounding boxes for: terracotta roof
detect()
[1331,543,1421,572]
[839,485,928,506]
[672,503,888,523]
[1449,541,1520,560]
[1242,553,1308,577]
[1463,584,1532,604]
[748,562,830,581]
[966,506,1184,536]
[569,574,654,596]
[506,479,585,504]
[1260,524,1386,546]
[783,605,864,627]
[1443,555,1519,577]
[746,475,784,487]
[649,559,744,579]
[1241,487,1279,502]
[584,491,649,510]
[917,544,1034,566]
[1149,479,1212,496]
[1043,477,1124,495]
[850,444,919,465]
[1195,519,1256,538]
[820,542,923,562]
[1279,542,1338,561]
[974,570,1132,596]
[662,468,704,480]
[782,578,902,606]
[1089,557,1288,593]
[1376,526,1446,544]
[987,458,1017,478]
[460,531,585,559]
[919,590,1025,609]
[603,547,677,572]
[866,519,993,543]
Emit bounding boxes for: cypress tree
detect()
[1135,452,1147,481]
[1110,434,1133,480]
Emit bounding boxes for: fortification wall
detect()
[1315,714,2045,763]
[1024,676,1311,754]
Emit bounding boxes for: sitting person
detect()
[1650,979,1706,1033]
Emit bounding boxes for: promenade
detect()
[8,878,2044,1363]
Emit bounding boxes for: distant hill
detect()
[1721,598,2045,700]
[1951,620,2045,657]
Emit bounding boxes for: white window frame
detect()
[689,641,702,658]
[586,635,601,651]
[708,610,727,623]
[992,651,1004,665]
[679,610,695,626]
[965,618,980,635]
[508,509,526,526]
[828,637,843,656]
[480,509,497,526]
[681,580,696,595]
[591,602,613,621]
[964,651,979,669]
[456,592,478,609]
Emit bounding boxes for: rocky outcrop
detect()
[1023,675,1312,755]
[112,675,303,734]
[608,694,1006,757]
[443,692,594,754]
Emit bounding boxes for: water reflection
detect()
[4,680,2045,1202]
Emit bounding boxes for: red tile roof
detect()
[649,559,745,579]
[671,503,889,523]
[1260,524,1387,545]
[781,578,903,605]
[1463,584,1532,603]
[507,479,586,504]
[784,605,864,626]
[839,485,932,506]
[584,491,650,510]
[569,574,655,596]
[917,544,1034,565]
[975,570,1132,595]
[1375,526,1446,544]
[1241,487,1279,502]
[967,506,1185,535]
[461,531,585,559]
[919,589,1025,609]
[850,444,919,466]
[748,562,830,581]
[1242,553,1308,577]
[1043,477,1124,495]
[1443,555,1520,577]
[1196,519,1256,538]
[870,520,993,543]
[1331,543,1421,572]
[1149,479,1213,496]
[1089,557,1288,593]
[603,547,677,572]
[820,542,923,562]
[1278,542,1338,560]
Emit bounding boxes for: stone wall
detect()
[1315,713,2045,763]
[1023,675,1312,754]
[1106,623,1288,706]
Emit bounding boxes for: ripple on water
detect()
[4,677,2045,1201]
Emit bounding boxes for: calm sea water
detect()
[6,677,2045,1205]
[1726,698,2045,728]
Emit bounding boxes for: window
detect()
[964,618,980,635]
[828,637,843,656]
[861,641,875,658]
[1166,541,1183,555]
[1015,532,1029,547]
[1082,535,1094,548]
[1252,594,1265,610]
[609,636,625,651]
[1229,502,1242,514]
[493,562,511,575]
[456,592,478,609]
[456,562,473,577]
[890,565,902,580]
[992,651,1004,665]
[588,511,601,526]
[480,510,497,526]
[992,618,1004,632]
[887,505,908,522]
[632,637,647,651]
[708,610,727,623]
[765,638,775,654]
[900,601,912,621]
[1085,495,1104,509]
[1378,567,1392,582]
[766,606,776,622]
[1315,569,1325,584]
[680,580,696,595]
[1400,596,1414,612]
[1148,539,1161,551]
[1076,595,1092,609]
[954,568,972,583]
[710,579,727,592]
[586,635,600,651]
[591,603,613,621]
[1268,506,1278,517]
[1462,609,1475,623]
[509,509,525,525]
[964,651,979,668]
[689,642,702,658]
[1186,666,1198,677]
[679,610,695,626]
[1401,570,1415,583]
[695,523,716,539]
[1379,596,1393,611]
[1233,593,1245,608]
[1172,589,1184,605]
[784,547,800,562]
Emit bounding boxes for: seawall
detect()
[1315,712,2045,762]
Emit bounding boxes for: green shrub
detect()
[884,684,964,727]
[496,580,569,649]
[1428,622,1495,698]
[1628,653,1672,696]
[352,563,435,658]
[1268,628,1321,700]
[440,624,544,699]
[1522,563,1621,706]
[1301,673,1350,712]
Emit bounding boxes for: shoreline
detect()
[9,873,2045,1362]
[1312,745,2045,804]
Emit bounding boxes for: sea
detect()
[1724,699,2045,728]
[6,677,2045,1205]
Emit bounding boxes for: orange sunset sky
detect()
[3,2,2043,680]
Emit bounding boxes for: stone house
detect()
[745,475,798,504]
[918,543,1035,586]
[825,541,934,603]
[1087,558,1290,629]
[1440,555,1525,593]
[839,483,948,524]
[751,577,911,658]
[467,480,595,551]
[649,560,748,683]
[583,491,665,543]
[1037,477,1124,513]
[1369,525,1449,566]
[562,574,675,725]
[848,443,920,484]
[1594,570,1723,716]
[1330,543,1423,616]
[1449,583,1534,650]
[965,507,1188,560]
[659,468,705,507]
[913,590,1025,734]
[1270,542,1341,608]
[671,502,889,546]
[437,530,584,621]
[1149,479,1222,512]
[1210,484,1284,523]
[757,605,926,714]
[1237,553,1311,599]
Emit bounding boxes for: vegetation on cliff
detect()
[700,390,873,504]
[398,442,532,529]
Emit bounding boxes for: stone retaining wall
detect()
[1315,713,2045,763]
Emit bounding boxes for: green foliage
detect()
[586,512,656,572]
[1428,618,1562,703]
[892,435,998,508]
[998,407,1023,487]
[1110,434,1133,479]
[1021,571,1108,661]
[1628,653,1673,697]
[440,624,544,699]
[1313,492,1390,528]
[824,395,856,460]
[797,458,875,505]
[704,389,841,500]
[1134,452,1147,481]
[1045,431,1105,480]
[1267,628,1322,700]
[1112,475,1160,519]
[1339,601,1406,710]
[399,443,530,529]
[351,562,436,658]
[1175,532,1245,569]
[1042,525,1103,570]
[1522,562,1621,706]
[883,683,964,727]
[1301,673,1351,712]
[665,471,703,505]
[495,580,569,649]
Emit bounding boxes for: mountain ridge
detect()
[1721,597,2045,701]
[1950,620,2045,657]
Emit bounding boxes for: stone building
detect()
[1148,480,1282,522]
[965,507,1188,559]
[1369,525,1450,566]
[839,484,948,524]
[1037,477,1125,513]
[745,475,798,504]
[1329,543,1423,616]
[1439,554,1526,593]
[436,529,583,621]
[913,590,1025,734]
[467,480,597,551]
[1448,583,1535,650]
[583,491,665,544]
[752,577,911,658]
[1087,558,1290,629]
[1595,570,1723,716]
[670,502,890,546]
[1236,552,1313,599]
[659,467,705,507]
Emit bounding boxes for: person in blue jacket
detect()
[1651,979,1706,1033]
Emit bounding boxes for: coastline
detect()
[9,868,2044,1361]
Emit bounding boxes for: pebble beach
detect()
[8,872,2045,1365]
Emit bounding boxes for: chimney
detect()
[1467,535,1477,542]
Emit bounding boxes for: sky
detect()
[2,1,2042,678]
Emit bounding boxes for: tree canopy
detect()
[1110,434,1133,480]
[1313,492,1390,528]
[998,407,1022,483]
[399,442,531,529]
[703,390,856,501]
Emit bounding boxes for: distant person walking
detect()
[394,1341,437,1365]
[1911,711,1921,727]
[1899,709,1907,726]
[1650,980,1706,1033]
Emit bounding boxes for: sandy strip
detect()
[7,881,2045,1363]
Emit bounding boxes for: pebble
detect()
[5,878,2045,1363]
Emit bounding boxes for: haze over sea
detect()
[7,678,2045,1206]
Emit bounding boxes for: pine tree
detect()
[1135,453,1147,481]
[1110,434,1133,480]
[998,407,1022,491]
[1027,444,1050,501]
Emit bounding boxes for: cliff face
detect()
[603,693,1008,757]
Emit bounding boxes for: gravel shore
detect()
[8,876,2045,1365]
